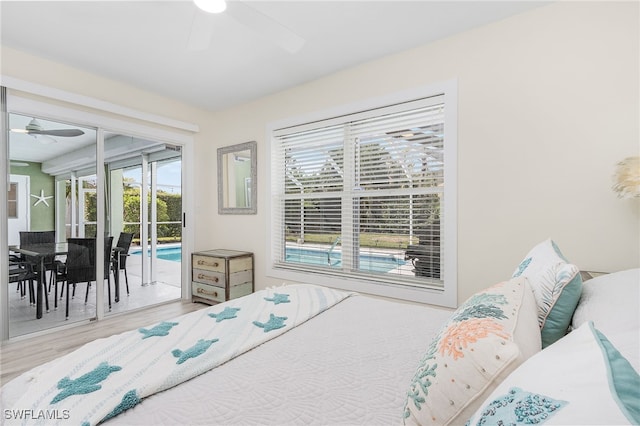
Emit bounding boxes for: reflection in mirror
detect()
[218,141,257,214]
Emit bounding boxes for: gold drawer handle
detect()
[197,273,218,282]
[197,260,219,267]
[197,287,219,298]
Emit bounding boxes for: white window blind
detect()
[269,89,456,305]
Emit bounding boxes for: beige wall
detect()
[2,1,638,305]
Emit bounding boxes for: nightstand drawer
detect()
[193,255,225,272]
[192,282,225,303]
[193,268,225,288]
[229,269,252,287]
[230,282,253,299]
[229,256,253,273]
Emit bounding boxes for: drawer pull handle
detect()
[197,273,218,282]
[197,260,219,267]
[197,288,219,297]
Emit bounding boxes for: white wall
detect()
[198,1,640,304]
[2,1,638,305]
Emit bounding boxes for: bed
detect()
[2,239,639,426]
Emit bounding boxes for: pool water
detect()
[132,246,404,272]
[131,246,182,262]
[285,247,404,273]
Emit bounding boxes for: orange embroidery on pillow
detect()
[438,318,509,360]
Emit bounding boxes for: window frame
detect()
[266,80,457,307]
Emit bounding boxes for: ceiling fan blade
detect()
[28,129,85,137]
[226,2,305,54]
[187,10,216,51]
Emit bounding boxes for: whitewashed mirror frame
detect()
[217,141,257,214]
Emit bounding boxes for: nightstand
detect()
[191,249,254,305]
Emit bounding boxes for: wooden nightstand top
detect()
[193,249,252,259]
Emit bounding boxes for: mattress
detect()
[107,294,451,425]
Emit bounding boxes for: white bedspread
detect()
[109,293,452,425]
[3,285,354,426]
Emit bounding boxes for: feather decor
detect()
[612,156,640,198]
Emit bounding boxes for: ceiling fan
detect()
[11,118,85,137]
[188,0,306,54]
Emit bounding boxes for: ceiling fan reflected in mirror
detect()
[11,118,85,138]
[189,0,305,53]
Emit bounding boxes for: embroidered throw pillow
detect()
[467,322,640,425]
[403,277,541,425]
[512,239,582,348]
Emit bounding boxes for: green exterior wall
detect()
[10,162,55,231]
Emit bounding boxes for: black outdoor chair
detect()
[56,237,113,319]
[404,220,441,279]
[112,232,134,296]
[19,231,62,293]
[8,259,40,307]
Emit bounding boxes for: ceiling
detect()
[9,113,178,172]
[0,1,548,112]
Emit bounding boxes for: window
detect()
[8,183,18,218]
[268,82,457,307]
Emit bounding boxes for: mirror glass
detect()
[218,141,257,214]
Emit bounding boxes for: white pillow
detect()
[403,277,540,425]
[572,268,640,332]
[467,322,640,425]
[572,268,640,372]
[512,239,582,348]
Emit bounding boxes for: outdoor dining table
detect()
[9,241,122,319]
[10,242,70,319]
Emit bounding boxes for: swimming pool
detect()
[285,247,405,273]
[131,245,404,272]
[131,246,182,262]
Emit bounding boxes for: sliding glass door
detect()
[5,111,184,338]
[103,137,183,316]
[7,112,98,336]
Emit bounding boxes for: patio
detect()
[7,252,183,338]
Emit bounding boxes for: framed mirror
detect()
[217,141,257,214]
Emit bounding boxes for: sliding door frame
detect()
[0,82,196,340]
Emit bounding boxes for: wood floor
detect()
[0,299,207,385]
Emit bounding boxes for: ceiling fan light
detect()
[194,0,226,14]
[25,118,43,132]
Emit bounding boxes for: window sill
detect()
[267,265,457,308]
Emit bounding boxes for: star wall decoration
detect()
[31,189,53,207]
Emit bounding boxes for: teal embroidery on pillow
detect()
[403,338,440,418]
[208,307,241,322]
[172,339,219,364]
[551,240,568,262]
[264,293,290,305]
[253,313,288,332]
[513,257,532,277]
[100,389,141,422]
[453,293,508,322]
[138,321,179,339]
[472,387,567,425]
[51,362,122,404]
